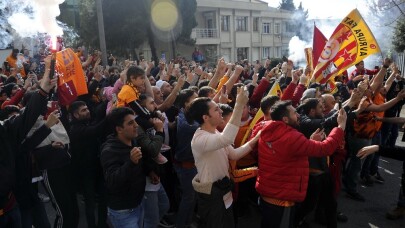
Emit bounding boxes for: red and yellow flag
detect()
[55,48,88,106]
[312,25,328,69]
[313,9,380,84]
[240,81,282,145]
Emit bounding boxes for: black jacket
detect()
[299,111,339,172]
[100,136,146,210]
[15,124,51,209]
[378,145,405,161]
[69,118,106,171]
[0,91,47,208]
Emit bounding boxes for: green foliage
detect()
[294,2,310,41]
[393,18,405,52]
[78,0,98,47]
[58,0,198,56]
[175,0,197,44]
[102,0,148,56]
[279,1,310,41]
[279,0,296,11]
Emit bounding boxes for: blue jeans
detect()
[142,185,170,228]
[107,204,143,228]
[174,165,197,228]
[343,137,371,194]
[0,204,22,228]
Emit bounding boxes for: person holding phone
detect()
[0,55,57,228]
[295,94,365,227]
[6,49,26,77]
[188,87,260,227]
[257,101,347,228]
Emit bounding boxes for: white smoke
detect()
[288,36,311,66]
[0,0,65,49]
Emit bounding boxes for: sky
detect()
[262,0,369,20]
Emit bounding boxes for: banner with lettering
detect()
[312,9,380,84]
[55,48,88,106]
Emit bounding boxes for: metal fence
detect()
[193,28,218,39]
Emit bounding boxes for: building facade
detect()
[140,0,295,64]
[190,0,294,63]
[57,0,295,65]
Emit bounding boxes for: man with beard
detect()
[68,101,107,228]
[256,100,347,228]
[295,97,360,227]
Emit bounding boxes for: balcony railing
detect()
[193,28,218,38]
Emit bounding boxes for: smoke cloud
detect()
[288,36,311,66]
[0,0,65,49]
[287,2,401,70]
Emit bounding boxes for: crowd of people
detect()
[0,45,405,228]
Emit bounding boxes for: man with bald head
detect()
[156,80,173,98]
[322,94,337,115]
[152,86,164,106]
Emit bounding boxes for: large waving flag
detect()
[240,81,282,145]
[55,48,88,106]
[312,24,328,69]
[312,9,380,84]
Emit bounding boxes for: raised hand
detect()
[310,128,325,141]
[337,108,347,131]
[235,86,249,106]
[45,110,60,128]
[130,147,142,164]
[40,55,58,93]
[151,117,164,132]
[216,58,226,73]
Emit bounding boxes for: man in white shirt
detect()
[188,87,260,228]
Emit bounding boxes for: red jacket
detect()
[280,83,306,107]
[256,121,344,202]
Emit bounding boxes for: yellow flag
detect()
[240,81,282,145]
[313,9,380,84]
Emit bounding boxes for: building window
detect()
[221,16,230,31]
[275,47,281,58]
[253,17,259,31]
[262,47,271,59]
[236,16,248,31]
[285,21,295,32]
[282,46,289,57]
[275,23,281,34]
[263,23,271,34]
[237,48,248,60]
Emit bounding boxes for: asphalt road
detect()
[237,132,405,228]
[42,135,405,228]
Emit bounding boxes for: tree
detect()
[366,0,405,52]
[175,0,198,45]
[279,1,311,41]
[102,0,148,57]
[393,18,405,52]
[294,2,310,41]
[59,0,197,60]
[279,0,296,11]
[77,0,98,48]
